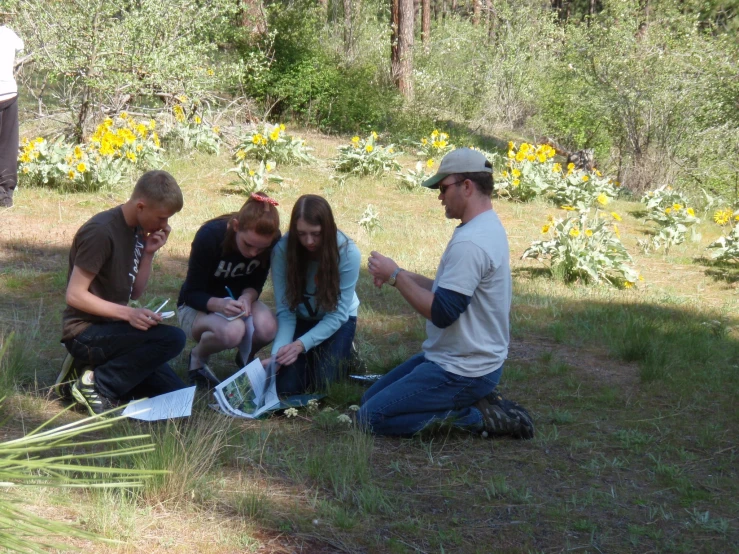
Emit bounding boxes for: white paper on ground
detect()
[122,386,196,421]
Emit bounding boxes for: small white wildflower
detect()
[348,404,360,412]
[307,399,319,407]
[285,408,299,418]
[322,407,335,413]
[336,414,352,425]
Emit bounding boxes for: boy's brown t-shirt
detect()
[61,206,144,341]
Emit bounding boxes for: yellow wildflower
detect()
[672,203,682,211]
[552,163,562,173]
[596,170,602,177]
[194,116,202,125]
[501,170,508,178]
[611,212,622,221]
[713,208,732,226]
[252,134,262,145]
[270,129,280,141]
[512,179,520,187]
[562,206,575,211]
[213,126,220,134]
[152,133,160,148]
[582,175,590,182]
[149,120,156,130]
[431,130,439,138]
[421,138,428,146]
[569,228,580,237]
[365,144,374,152]
[352,136,360,144]
[624,281,634,289]
[438,140,447,148]
[597,193,608,206]
[126,151,137,163]
[585,229,593,237]
[508,141,515,150]
[527,154,535,162]
[136,144,143,152]
[520,143,530,153]
[512,169,521,177]
[567,162,575,170]
[68,170,76,179]
[120,111,128,119]
[508,150,515,159]
[76,162,87,173]
[427,159,435,168]
[74,146,83,159]
[613,224,620,238]
[537,154,546,163]
[432,141,440,148]
[22,166,29,174]
[665,207,672,215]
[249,170,255,176]
[261,137,267,145]
[236,150,246,160]
[266,162,274,171]
[279,124,286,131]
[371,131,378,139]
[686,208,695,217]
[207,68,214,76]
[541,224,550,233]
[515,151,525,162]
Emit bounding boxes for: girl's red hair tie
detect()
[250,192,279,206]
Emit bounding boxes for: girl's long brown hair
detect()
[285,195,341,312]
[213,192,281,257]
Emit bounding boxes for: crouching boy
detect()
[59,170,187,415]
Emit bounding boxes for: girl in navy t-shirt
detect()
[177,193,280,387]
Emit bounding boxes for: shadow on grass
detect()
[693,256,739,284]
[512,266,552,280]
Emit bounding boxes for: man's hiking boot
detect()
[71,370,119,416]
[55,353,86,400]
[475,390,535,440]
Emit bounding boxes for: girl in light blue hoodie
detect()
[270,195,361,395]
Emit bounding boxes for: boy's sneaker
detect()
[54,353,82,400]
[475,390,535,440]
[71,370,119,416]
[188,364,221,389]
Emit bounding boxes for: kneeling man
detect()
[361,149,533,439]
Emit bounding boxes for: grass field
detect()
[1,129,738,553]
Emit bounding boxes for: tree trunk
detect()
[422,0,431,51]
[241,0,267,35]
[343,0,353,56]
[391,0,414,99]
[472,0,481,25]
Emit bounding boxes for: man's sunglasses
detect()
[438,179,466,195]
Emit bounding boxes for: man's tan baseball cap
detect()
[422,148,493,189]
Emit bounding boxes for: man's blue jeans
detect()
[64,322,186,401]
[277,316,357,395]
[358,353,501,436]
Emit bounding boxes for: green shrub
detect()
[335,132,401,176]
[522,209,639,286]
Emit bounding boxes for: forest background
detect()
[8,0,739,198]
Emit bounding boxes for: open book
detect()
[212,358,280,419]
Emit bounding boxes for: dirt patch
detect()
[509,334,640,391]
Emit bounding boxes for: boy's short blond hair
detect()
[131,170,183,213]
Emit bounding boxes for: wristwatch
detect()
[388,267,404,287]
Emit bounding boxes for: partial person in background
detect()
[177,193,281,389]
[270,194,361,395]
[0,15,24,208]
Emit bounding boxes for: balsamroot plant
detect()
[522,210,640,287]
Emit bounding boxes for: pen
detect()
[153,299,169,314]
[225,286,236,300]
